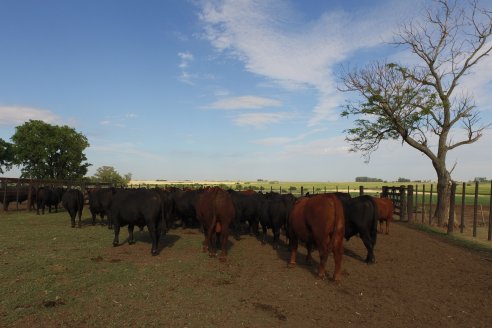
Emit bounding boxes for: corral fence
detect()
[0,177,114,210]
[2,177,491,241]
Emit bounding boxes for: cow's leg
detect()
[107,213,113,230]
[218,223,230,262]
[305,241,314,264]
[261,224,267,245]
[128,224,135,245]
[112,223,120,247]
[201,226,209,253]
[288,237,298,268]
[379,219,383,233]
[36,203,40,215]
[91,210,97,225]
[207,224,216,257]
[77,207,83,228]
[332,234,344,282]
[385,220,389,235]
[272,220,280,250]
[361,232,375,263]
[70,210,76,228]
[147,223,159,256]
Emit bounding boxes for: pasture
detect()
[1,209,491,327]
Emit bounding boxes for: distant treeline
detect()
[355,177,384,182]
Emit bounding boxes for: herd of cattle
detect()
[1,185,394,281]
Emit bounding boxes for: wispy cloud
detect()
[253,127,328,146]
[206,95,282,110]
[233,112,293,128]
[98,113,137,128]
[0,106,62,126]
[178,51,196,84]
[198,0,420,126]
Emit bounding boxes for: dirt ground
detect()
[2,205,492,327]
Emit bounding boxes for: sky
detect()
[1,0,491,182]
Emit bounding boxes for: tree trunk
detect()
[434,167,451,226]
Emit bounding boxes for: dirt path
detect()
[7,219,492,328]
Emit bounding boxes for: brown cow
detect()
[372,197,394,234]
[287,194,345,281]
[196,187,235,261]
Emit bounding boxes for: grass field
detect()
[1,209,491,327]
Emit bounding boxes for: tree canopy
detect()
[91,166,132,186]
[0,138,14,174]
[340,0,492,224]
[11,120,91,179]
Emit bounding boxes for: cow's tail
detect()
[368,196,378,246]
[328,196,343,253]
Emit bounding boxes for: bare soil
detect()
[8,222,491,328]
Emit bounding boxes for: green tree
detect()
[92,166,132,186]
[340,0,491,224]
[11,120,91,179]
[0,138,14,174]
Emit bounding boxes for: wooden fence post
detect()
[400,185,407,222]
[429,184,433,225]
[421,185,425,223]
[473,181,478,237]
[382,186,388,198]
[359,186,364,196]
[407,185,414,223]
[460,182,466,233]
[488,180,491,241]
[301,186,304,197]
[447,182,457,234]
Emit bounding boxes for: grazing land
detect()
[1,209,491,327]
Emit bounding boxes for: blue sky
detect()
[1,0,491,182]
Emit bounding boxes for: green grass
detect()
[409,223,492,255]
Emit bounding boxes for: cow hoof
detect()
[287,262,296,269]
[317,274,326,280]
[129,240,135,245]
[219,256,227,262]
[71,225,75,228]
[151,250,158,256]
[113,242,119,247]
[272,244,279,250]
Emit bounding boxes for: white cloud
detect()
[177,51,196,84]
[206,95,282,110]
[199,0,417,126]
[253,127,328,146]
[233,112,293,128]
[0,106,62,126]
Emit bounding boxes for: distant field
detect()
[130,180,492,206]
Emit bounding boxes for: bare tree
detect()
[340,0,492,225]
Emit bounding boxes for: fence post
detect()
[382,186,388,198]
[421,185,425,223]
[429,184,433,225]
[473,181,478,237]
[447,182,457,234]
[359,185,364,196]
[415,184,418,214]
[407,185,414,223]
[488,180,492,241]
[301,186,304,197]
[460,182,466,233]
[400,185,407,222]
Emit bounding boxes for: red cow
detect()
[196,187,235,261]
[287,194,345,281]
[372,197,394,234]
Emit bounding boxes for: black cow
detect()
[341,195,378,263]
[169,188,202,228]
[111,189,171,255]
[228,189,263,237]
[260,192,296,249]
[36,187,64,215]
[87,188,116,227]
[62,189,84,228]
[0,186,36,211]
